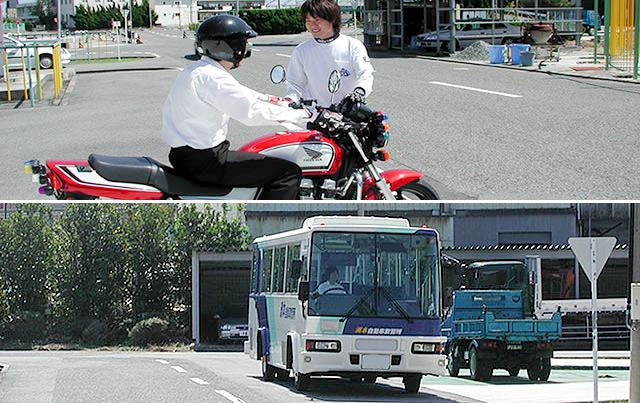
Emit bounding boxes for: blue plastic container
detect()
[508,44,531,65]
[520,51,535,66]
[488,45,505,64]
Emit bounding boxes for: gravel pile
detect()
[452,41,491,61]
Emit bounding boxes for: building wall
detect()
[453,208,578,246]
[155,0,198,27]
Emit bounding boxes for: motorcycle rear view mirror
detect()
[328,70,341,94]
[270,65,286,84]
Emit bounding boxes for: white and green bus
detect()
[244,216,446,393]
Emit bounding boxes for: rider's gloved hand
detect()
[346,87,366,104]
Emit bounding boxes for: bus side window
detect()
[285,243,302,293]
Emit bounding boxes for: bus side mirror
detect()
[291,259,302,278]
[298,281,309,301]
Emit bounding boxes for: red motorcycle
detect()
[24,68,437,200]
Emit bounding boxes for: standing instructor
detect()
[285,0,374,107]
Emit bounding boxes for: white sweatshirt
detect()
[161,56,309,150]
[285,34,374,107]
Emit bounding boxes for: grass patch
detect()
[70,57,147,64]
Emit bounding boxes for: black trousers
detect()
[169,141,302,200]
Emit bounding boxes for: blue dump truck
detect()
[442,289,562,381]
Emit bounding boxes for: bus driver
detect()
[313,266,347,296]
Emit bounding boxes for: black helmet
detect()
[196,15,257,66]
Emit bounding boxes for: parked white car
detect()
[416,22,521,53]
[219,323,248,341]
[2,34,71,69]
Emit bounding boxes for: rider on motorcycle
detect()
[161,15,312,200]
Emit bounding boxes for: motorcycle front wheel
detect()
[362,179,438,200]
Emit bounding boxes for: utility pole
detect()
[1,0,5,82]
[148,0,153,29]
[630,203,639,403]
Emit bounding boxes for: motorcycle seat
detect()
[88,154,233,196]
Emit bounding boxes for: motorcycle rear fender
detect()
[369,169,423,191]
[46,160,165,200]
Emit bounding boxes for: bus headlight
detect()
[411,342,442,354]
[305,340,341,352]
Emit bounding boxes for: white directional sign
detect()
[568,237,616,281]
[568,236,617,403]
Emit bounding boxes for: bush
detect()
[240,8,305,35]
[82,320,108,346]
[4,311,47,342]
[128,317,170,346]
[48,317,95,343]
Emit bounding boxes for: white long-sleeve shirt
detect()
[161,56,309,150]
[285,34,374,107]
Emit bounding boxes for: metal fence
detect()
[604,0,639,78]
[1,40,64,107]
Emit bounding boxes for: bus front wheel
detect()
[261,357,277,381]
[294,372,310,391]
[403,374,422,393]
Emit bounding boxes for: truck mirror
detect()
[298,280,309,301]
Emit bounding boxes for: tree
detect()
[54,204,127,325]
[120,204,177,321]
[0,204,55,315]
[36,0,56,30]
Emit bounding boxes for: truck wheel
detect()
[447,347,460,377]
[507,365,520,377]
[294,371,310,391]
[469,347,492,381]
[527,358,551,381]
[403,374,422,393]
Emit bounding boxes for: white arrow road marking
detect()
[155,359,169,364]
[276,53,291,58]
[190,377,209,385]
[429,81,522,98]
[171,365,187,373]
[215,390,246,403]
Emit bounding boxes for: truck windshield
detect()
[308,231,440,318]
[465,262,531,315]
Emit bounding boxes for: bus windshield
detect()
[308,231,440,319]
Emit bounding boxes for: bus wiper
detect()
[340,286,376,322]
[379,286,414,324]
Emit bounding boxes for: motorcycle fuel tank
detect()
[239,131,342,176]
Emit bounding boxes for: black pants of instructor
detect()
[169,141,302,200]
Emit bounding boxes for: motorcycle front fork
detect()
[337,167,395,200]
[346,131,396,200]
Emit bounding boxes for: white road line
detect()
[252,48,261,52]
[155,359,170,364]
[429,81,522,98]
[276,53,291,58]
[171,365,187,373]
[190,377,209,385]
[453,67,470,70]
[215,390,246,403]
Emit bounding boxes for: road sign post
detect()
[569,237,616,403]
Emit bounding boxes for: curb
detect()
[552,364,630,370]
[412,54,640,84]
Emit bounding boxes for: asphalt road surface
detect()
[3,28,639,200]
[0,351,630,403]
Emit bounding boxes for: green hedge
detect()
[239,8,305,35]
